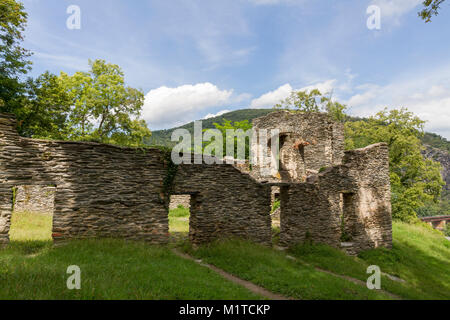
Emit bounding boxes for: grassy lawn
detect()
[1,211,261,300]
[181,240,392,300]
[0,239,263,299]
[3,210,449,300]
[286,221,450,300]
[181,221,450,300]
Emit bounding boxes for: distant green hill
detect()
[146,109,273,147]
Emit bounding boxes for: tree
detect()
[419,0,446,22]
[17,72,71,139]
[0,0,32,113]
[275,89,347,122]
[57,59,151,147]
[345,108,445,222]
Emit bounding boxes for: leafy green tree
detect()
[57,59,151,147]
[0,0,32,113]
[275,89,347,122]
[419,0,446,22]
[17,72,71,138]
[345,108,445,222]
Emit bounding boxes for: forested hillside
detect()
[146,109,273,147]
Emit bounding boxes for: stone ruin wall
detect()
[278,143,392,254]
[173,163,272,246]
[251,111,345,183]
[13,185,55,214]
[0,112,392,255]
[0,114,169,245]
[0,113,271,246]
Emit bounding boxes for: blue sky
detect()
[21,0,450,138]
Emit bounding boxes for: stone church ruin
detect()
[0,111,392,254]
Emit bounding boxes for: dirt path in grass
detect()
[171,249,292,300]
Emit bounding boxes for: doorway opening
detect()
[9,185,55,242]
[271,186,283,244]
[168,194,191,240]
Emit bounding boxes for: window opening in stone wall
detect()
[340,193,355,243]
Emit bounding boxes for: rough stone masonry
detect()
[0,111,392,254]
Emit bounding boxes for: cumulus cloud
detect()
[250,79,337,108]
[142,83,233,129]
[299,79,337,95]
[203,110,232,119]
[370,0,422,24]
[250,84,293,108]
[346,80,450,139]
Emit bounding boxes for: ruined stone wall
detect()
[0,114,169,245]
[251,111,345,183]
[173,163,272,246]
[278,143,392,254]
[340,143,392,252]
[0,113,273,247]
[0,112,391,254]
[279,182,342,248]
[14,185,55,214]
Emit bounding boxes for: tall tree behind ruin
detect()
[0,0,31,116]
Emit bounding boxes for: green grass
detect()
[0,239,262,300]
[1,211,261,300]
[169,206,190,234]
[288,221,450,300]
[181,240,392,300]
[359,222,450,299]
[9,211,53,241]
[3,211,449,300]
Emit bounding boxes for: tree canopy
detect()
[275,89,347,122]
[56,59,151,146]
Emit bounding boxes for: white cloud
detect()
[346,76,450,139]
[428,85,446,97]
[250,79,337,108]
[250,84,293,108]
[298,79,337,95]
[143,83,233,129]
[370,0,422,24]
[203,110,232,119]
